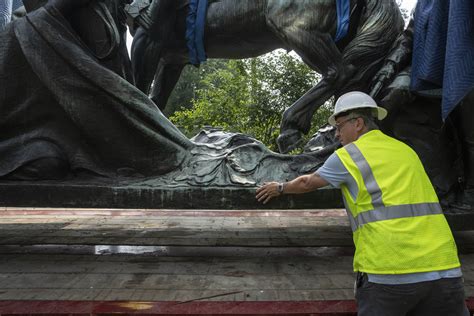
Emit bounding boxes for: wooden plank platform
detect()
[0,208,353,247]
[0,207,473,315]
[1,252,473,300]
[0,253,356,301]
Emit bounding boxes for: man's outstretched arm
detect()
[256,173,329,204]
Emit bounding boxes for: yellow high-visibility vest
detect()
[336,130,460,274]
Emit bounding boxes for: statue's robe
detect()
[0,7,192,179]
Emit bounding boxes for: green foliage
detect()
[170,51,333,152]
[170,59,250,136]
[164,59,228,116]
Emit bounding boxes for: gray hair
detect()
[340,108,380,131]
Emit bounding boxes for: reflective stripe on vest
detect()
[345,143,384,207]
[347,202,443,232]
[344,143,443,232]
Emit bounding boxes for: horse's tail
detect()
[341,0,404,91]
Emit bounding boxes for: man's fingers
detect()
[256,182,279,204]
[256,188,266,199]
[263,195,272,204]
[256,184,271,197]
[257,189,273,203]
[258,192,271,202]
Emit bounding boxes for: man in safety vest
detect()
[256,91,468,315]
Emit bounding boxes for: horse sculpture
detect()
[130,0,404,153]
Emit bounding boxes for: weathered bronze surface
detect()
[1,0,473,215]
[0,0,332,193]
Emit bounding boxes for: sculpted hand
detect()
[370,61,396,98]
[256,182,281,204]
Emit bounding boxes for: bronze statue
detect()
[129,0,404,153]
[2,0,472,215]
[0,0,331,187]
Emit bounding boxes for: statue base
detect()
[1,181,471,230]
[0,180,343,210]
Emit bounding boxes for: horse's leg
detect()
[131,0,177,96]
[270,28,354,153]
[277,78,349,153]
[150,61,186,111]
[131,27,162,94]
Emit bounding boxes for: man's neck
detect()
[356,127,371,140]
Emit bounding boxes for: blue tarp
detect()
[411,0,474,119]
[0,0,23,31]
[335,0,350,42]
[186,0,207,65]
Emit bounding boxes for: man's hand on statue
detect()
[256,182,281,204]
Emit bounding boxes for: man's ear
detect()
[355,117,364,131]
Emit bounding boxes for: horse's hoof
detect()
[277,129,303,154]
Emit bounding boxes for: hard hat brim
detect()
[328,105,388,126]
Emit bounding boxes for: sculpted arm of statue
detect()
[370,18,414,98]
[256,174,329,205]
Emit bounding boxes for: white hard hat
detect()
[328,91,388,126]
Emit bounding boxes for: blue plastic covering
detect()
[411,0,474,119]
[0,0,23,31]
[186,0,208,65]
[12,0,22,10]
[334,0,350,42]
